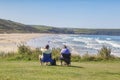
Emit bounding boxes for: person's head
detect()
[63,45,67,48]
[45,44,49,49]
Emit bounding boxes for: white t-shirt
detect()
[41,48,52,54]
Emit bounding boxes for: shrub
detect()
[17,44,42,61]
[98,46,111,60]
[31,48,42,60]
[17,44,32,55]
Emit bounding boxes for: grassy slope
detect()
[0,61,120,80]
[0,19,39,33]
[0,18,120,35]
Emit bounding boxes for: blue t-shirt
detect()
[61,48,70,54]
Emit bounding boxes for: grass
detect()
[0,60,120,80]
[0,45,120,80]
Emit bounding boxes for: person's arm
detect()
[41,48,44,52]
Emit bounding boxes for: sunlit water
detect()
[26,34,120,57]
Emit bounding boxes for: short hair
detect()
[64,45,67,48]
[45,44,49,49]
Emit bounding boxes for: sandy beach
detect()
[0,33,49,53]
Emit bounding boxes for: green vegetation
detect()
[98,46,112,60]
[0,45,120,80]
[73,29,120,35]
[0,61,120,80]
[80,46,120,61]
[0,45,117,61]
[0,18,120,35]
[0,19,39,33]
[0,44,120,62]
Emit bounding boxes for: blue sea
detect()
[26,34,120,57]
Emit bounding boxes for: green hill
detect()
[31,25,74,33]
[73,28,120,35]
[0,19,39,33]
[0,18,120,35]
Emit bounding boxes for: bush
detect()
[17,44,42,61]
[31,48,42,60]
[17,44,32,55]
[98,46,111,60]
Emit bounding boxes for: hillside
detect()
[73,28,120,35]
[0,18,120,35]
[29,25,120,35]
[31,25,74,33]
[0,19,39,33]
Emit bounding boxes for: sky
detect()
[0,0,120,29]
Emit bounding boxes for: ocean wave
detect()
[73,37,94,44]
[106,38,111,40]
[95,39,120,48]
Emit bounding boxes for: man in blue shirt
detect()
[60,45,71,66]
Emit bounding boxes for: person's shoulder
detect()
[61,48,66,51]
[47,49,52,51]
[46,49,52,53]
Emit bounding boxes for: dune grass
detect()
[0,60,120,80]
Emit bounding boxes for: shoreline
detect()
[0,33,50,53]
